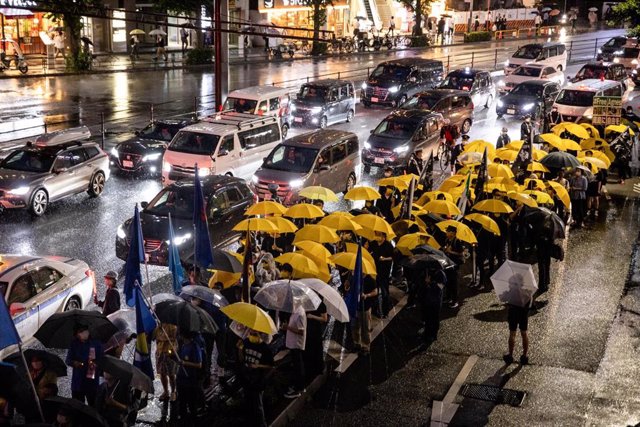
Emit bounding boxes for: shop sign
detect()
[0,0,37,7]
[262,0,346,8]
[592,96,622,126]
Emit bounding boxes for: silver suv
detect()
[0,127,110,216]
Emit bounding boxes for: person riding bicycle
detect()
[440,120,461,170]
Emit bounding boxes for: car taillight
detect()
[470,102,475,109]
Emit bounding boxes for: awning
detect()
[0,8,35,19]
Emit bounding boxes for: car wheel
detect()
[65,297,81,311]
[346,109,355,123]
[557,65,563,71]
[88,172,106,197]
[485,95,494,109]
[282,123,289,139]
[30,189,48,216]
[319,116,328,129]
[461,119,472,134]
[345,173,356,193]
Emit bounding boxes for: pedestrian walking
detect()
[180,27,189,54]
[369,231,394,317]
[503,300,531,365]
[94,271,121,316]
[437,17,446,43]
[569,168,588,228]
[520,115,533,141]
[153,322,178,402]
[418,268,445,345]
[569,10,577,32]
[496,127,510,149]
[53,31,65,58]
[474,16,480,32]
[588,10,598,28]
[176,330,204,422]
[388,16,396,37]
[129,35,139,59]
[351,274,377,355]
[442,226,464,308]
[154,35,168,61]
[282,304,307,398]
[534,14,542,34]
[486,11,493,31]
[237,331,274,427]
[66,324,103,406]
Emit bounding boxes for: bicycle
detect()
[436,139,453,171]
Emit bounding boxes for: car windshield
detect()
[144,187,195,219]
[510,84,543,98]
[512,66,543,77]
[440,75,475,90]
[401,94,439,110]
[604,38,625,47]
[372,118,416,139]
[223,97,258,113]
[0,149,55,173]
[555,89,596,107]
[575,65,608,80]
[139,123,175,142]
[619,48,640,58]
[371,64,411,80]
[168,131,220,155]
[263,144,319,173]
[513,45,542,59]
[298,85,327,102]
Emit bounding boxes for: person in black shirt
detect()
[304,302,328,380]
[376,187,395,224]
[368,231,394,317]
[350,274,378,355]
[442,226,464,308]
[94,271,121,316]
[238,332,274,427]
[496,127,510,149]
[505,302,530,365]
[406,149,424,176]
[419,268,445,345]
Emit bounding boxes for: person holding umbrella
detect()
[502,274,532,365]
[419,267,446,346]
[66,324,103,405]
[442,226,464,308]
[29,353,59,401]
[237,330,274,427]
[94,271,121,317]
[569,168,588,228]
[94,371,131,427]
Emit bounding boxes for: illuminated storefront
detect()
[259,0,349,37]
[0,0,61,54]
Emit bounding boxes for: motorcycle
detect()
[0,39,28,74]
[268,42,295,58]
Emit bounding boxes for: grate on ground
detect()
[460,383,526,407]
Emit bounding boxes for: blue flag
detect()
[133,286,156,380]
[344,242,363,320]
[124,205,145,307]
[0,296,20,350]
[193,164,214,268]
[168,214,186,295]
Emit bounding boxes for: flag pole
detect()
[17,342,45,422]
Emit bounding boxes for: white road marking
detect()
[430,354,479,427]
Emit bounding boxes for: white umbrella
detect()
[490,260,537,307]
[254,279,321,313]
[298,278,349,322]
[149,29,167,36]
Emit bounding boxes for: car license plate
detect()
[294,117,303,123]
[122,160,134,168]
[507,108,515,115]
[374,157,384,164]
[371,97,379,103]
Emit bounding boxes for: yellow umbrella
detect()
[522,178,546,190]
[486,182,510,192]
[605,124,635,136]
[391,219,426,237]
[578,150,611,168]
[464,213,500,236]
[298,186,339,202]
[505,140,524,150]
[353,214,395,237]
[328,211,354,218]
[552,122,590,139]
[344,242,377,267]
[329,252,377,276]
[423,200,462,216]
[458,163,481,175]
[580,156,608,170]
[275,252,321,277]
[506,191,538,208]
[494,148,518,162]
[561,139,582,152]
[417,191,454,205]
[377,177,409,190]
[488,163,515,178]
[472,199,513,214]
[233,218,279,233]
[318,214,362,231]
[458,151,484,165]
[580,138,609,150]
[245,200,286,216]
[447,185,475,201]
[284,203,325,219]
[532,148,547,161]
[208,270,242,289]
[396,232,440,256]
[294,240,332,261]
[266,216,298,233]
[221,302,277,335]
[523,190,554,205]
[464,140,496,156]
[580,122,600,139]
[391,204,429,220]
[344,186,381,201]
[294,224,340,244]
[538,133,563,146]
[527,162,550,173]
[436,220,477,244]
[397,173,421,183]
[546,181,570,208]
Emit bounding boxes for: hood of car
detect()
[499,93,539,106]
[0,169,45,189]
[116,138,167,155]
[366,78,405,89]
[254,166,306,184]
[121,212,194,242]
[292,98,325,108]
[367,133,410,148]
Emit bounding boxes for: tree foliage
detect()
[301,0,332,55]
[152,0,211,16]
[608,0,640,32]
[394,0,433,36]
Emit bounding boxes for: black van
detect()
[290,79,356,128]
[361,58,444,108]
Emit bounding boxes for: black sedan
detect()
[115,175,255,266]
[110,120,194,175]
[496,80,560,120]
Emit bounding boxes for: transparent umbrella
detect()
[298,278,349,322]
[180,285,229,309]
[254,279,321,313]
[490,260,538,307]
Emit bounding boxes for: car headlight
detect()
[311,106,323,114]
[142,153,162,162]
[116,225,126,239]
[252,174,259,184]
[394,145,410,154]
[583,107,594,117]
[633,59,638,65]
[364,142,372,150]
[290,104,297,112]
[198,168,210,177]
[614,50,623,55]
[614,58,620,63]
[110,147,119,158]
[8,186,30,196]
[166,233,192,246]
[388,86,399,93]
[162,162,171,173]
[362,82,368,90]
[497,100,504,108]
[289,179,304,188]
[497,80,505,87]
[522,103,535,111]
[504,60,509,66]
[597,48,602,54]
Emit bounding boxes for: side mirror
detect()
[370,129,374,134]
[140,201,149,209]
[218,149,229,157]
[10,302,25,316]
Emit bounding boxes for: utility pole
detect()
[467,0,474,33]
[214,0,229,110]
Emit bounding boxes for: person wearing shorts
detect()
[504,304,530,365]
[154,323,178,401]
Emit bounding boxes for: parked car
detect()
[597,36,633,61]
[499,64,564,94]
[110,119,195,175]
[252,129,360,205]
[613,45,640,71]
[400,89,474,133]
[1,254,94,357]
[116,175,255,266]
[361,58,444,107]
[362,110,443,173]
[496,80,560,119]
[290,80,356,128]
[553,79,626,123]
[504,42,567,75]
[222,85,293,137]
[439,68,496,109]
[0,127,110,216]
[571,62,629,89]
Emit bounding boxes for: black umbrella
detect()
[401,252,455,270]
[0,361,34,405]
[3,349,67,377]
[80,36,93,46]
[183,248,243,272]
[34,310,119,349]
[99,355,154,393]
[42,396,109,427]
[155,299,218,335]
[539,152,581,169]
[524,206,566,240]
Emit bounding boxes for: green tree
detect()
[39,0,105,70]
[608,0,640,36]
[303,0,332,55]
[152,0,211,45]
[394,0,432,36]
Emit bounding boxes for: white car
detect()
[0,255,95,357]
[500,64,565,94]
[613,45,640,71]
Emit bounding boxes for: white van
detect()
[161,112,282,185]
[504,42,567,75]
[223,86,293,137]
[552,79,626,123]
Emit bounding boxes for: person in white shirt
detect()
[388,16,396,37]
[282,305,307,398]
[53,31,65,58]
